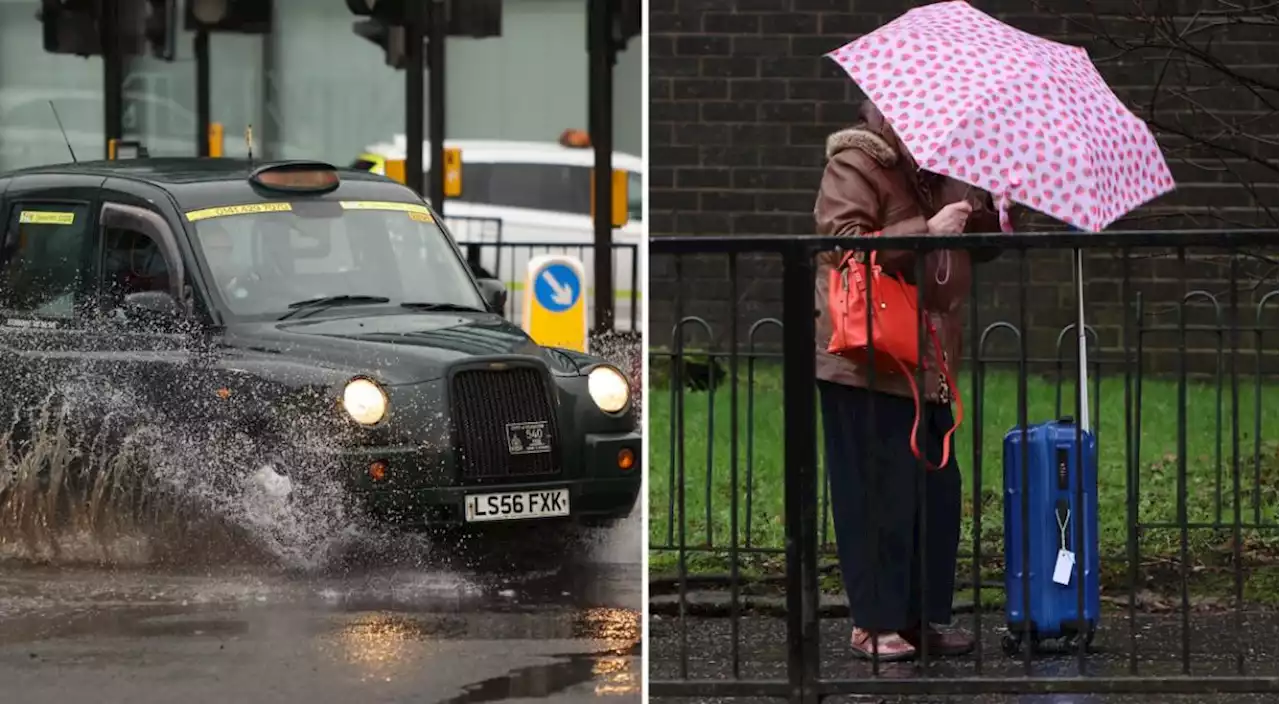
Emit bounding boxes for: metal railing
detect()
[444,215,641,333]
[647,229,1278,700]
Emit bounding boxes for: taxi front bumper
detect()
[334,430,641,527]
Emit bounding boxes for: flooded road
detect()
[0,516,641,704]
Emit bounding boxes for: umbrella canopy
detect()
[826,0,1175,232]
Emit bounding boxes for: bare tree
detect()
[1035,0,1278,229]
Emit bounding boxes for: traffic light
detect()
[40,0,177,60]
[185,0,272,34]
[348,0,408,67]
[345,0,404,20]
[38,0,102,57]
[352,18,408,69]
[141,0,175,59]
[349,0,502,68]
[587,0,640,58]
[613,0,641,49]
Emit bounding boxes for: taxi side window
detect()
[0,203,92,320]
[100,227,172,300]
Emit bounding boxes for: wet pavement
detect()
[0,523,641,704]
[648,608,1278,704]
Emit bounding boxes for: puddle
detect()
[434,647,639,703]
[433,609,640,704]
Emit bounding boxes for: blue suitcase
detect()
[1000,417,1100,655]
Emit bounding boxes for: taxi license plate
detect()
[464,488,570,523]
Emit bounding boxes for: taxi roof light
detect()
[249,161,341,193]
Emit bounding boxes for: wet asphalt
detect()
[648,607,1279,704]
[0,519,641,704]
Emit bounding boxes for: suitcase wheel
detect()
[1062,626,1096,653]
[1000,631,1023,656]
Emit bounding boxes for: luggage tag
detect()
[1053,507,1075,586]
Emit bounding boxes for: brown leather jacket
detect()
[813,125,1004,403]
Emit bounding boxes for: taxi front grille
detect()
[450,366,561,481]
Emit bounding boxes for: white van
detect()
[352,134,643,332]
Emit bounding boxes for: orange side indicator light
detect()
[215,387,232,399]
[617,448,635,471]
[369,460,388,481]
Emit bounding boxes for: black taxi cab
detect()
[0,159,640,531]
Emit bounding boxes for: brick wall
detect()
[648,0,1278,375]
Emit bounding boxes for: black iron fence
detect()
[444,215,641,332]
[648,229,1278,701]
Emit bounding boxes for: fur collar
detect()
[825,126,898,167]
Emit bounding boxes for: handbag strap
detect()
[885,320,964,471]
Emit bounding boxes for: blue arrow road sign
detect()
[532,262,581,313]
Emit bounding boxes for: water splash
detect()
[2,335,644,572]
[583,332,643,569]
[0,381,363,571]
[589,330,643,420]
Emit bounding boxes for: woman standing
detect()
[813,101,1002,661]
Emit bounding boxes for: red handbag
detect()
[827,246,964,470]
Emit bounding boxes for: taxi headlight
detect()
[342,378,388,425]
[587,366,630,414]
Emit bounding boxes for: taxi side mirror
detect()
[476,278,507,315]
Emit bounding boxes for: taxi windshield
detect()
[190,200,485,318]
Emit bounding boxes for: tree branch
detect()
[1029,0,1277,227]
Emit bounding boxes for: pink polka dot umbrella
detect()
[825,0,1176,233]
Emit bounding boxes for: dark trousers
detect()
[818,380,962,632]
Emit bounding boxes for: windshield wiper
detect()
[399,302,486,313]
[278,295,391,320]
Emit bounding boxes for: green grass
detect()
[648,364,1280,601]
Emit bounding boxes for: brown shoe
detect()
[850,628,917,662]
[901,624,975,657]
